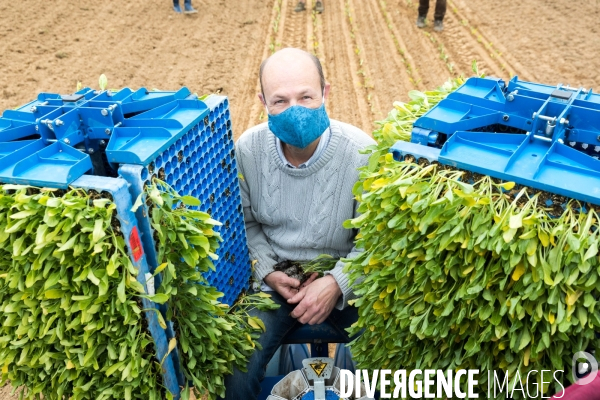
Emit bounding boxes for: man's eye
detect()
[275,100,284,104]
[303,96,312,100]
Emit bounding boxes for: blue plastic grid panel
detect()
[69,175,181,399]
[137,94,251,306]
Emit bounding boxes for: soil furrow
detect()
[448,0,533,81]
[372,0,426,91]
[352,0,417,117]
[452,0,600,88]
[280,0,308,49]
[381,0,456,87]
[244,0,285,132]
[319,0,371,131]
[236,0,278,135]
[2,0,600,143]
[436,10,505,77]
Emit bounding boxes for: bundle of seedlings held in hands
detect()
[273,254,339,285]
[0,182,277,400]
[142,180,278,400]
[343,76,600,398]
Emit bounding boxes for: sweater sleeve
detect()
[324,199,364,310]
[236,142,279,285]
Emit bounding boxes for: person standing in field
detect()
[295,0,324,13]
[172,0,197,13]
[417,0,446,32]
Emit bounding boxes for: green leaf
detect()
[92,219,105,244]
[44,272,61,290]
[131,194,144,212]
[180,195,201,206]
[146,293,169,304]
[87,269,100,286]
[98,74,108,90]
[518,329,531,350]
[45,289,64,299]
[188,235,210,252]
[105,360,125,377]
[584,242,598,261]
[10,210,37,219]
[57,234,78,252]
[509,213,523,229]
[117,274,126,303]
[155,262,168,274]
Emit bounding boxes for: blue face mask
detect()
[267,96,330,149]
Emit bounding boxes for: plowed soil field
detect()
[2,0,600,139]
[2,0,600,398]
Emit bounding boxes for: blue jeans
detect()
[220,291,359,400]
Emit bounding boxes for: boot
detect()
[313,1,324,13]
[183,0,198,14]
[173,0,182,13]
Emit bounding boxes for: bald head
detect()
[259,48,326,102]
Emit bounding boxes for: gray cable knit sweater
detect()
[235,119,376,310]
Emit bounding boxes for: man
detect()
[295,0,324,13]
[417,0,446,32]
[222,48,375,400]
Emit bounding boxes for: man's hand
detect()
[264,271,302,300]
[287,275,342,325]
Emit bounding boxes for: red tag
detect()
[129,226,143,262]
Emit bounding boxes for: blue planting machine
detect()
[0,87,251,398]
[391,76,600,206]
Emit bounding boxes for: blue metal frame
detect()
[70,175,180,399]
[391,76,600,205]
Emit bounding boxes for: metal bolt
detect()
[502,114,509,122]
[595,146,600,152]
[88,148,94,154]
[30,106,37,113]
[560,118,569,125]
[101,109,108,116]
[55,119,64,126]
[105,128,111,135]
[35,125,39,131]
[569,141,576,146]
[558,139,564,144]
[582,143,589,149]
[597,135,600,142]
[99,140,106,146]
[64,138,70,144]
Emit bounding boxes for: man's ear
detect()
[258,93,266,105]
[324,82,331,100]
